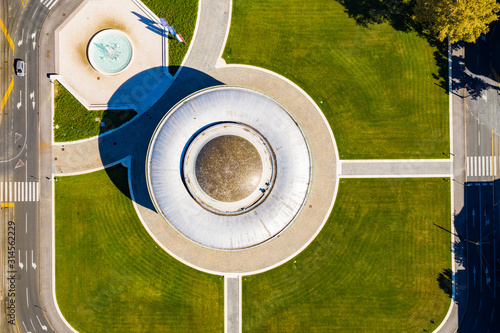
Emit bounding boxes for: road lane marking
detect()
[0,76,14,111]
[1,76,14,111]
[22,320,31,333]
[26,287,29,308]
[0,18,15,55]
[1,182,39,202]
[30,318,37,332]
[40,0,58,9]
[32,250,36,269]
[466,156,497,177]
[18,250,24,270]
[36,315,47,331]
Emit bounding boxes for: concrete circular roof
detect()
[146,86,311,250]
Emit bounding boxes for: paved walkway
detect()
[225,276,241,333]
[340,159,453,178]
[433,43,467,333]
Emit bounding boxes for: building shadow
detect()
[99,66,224,211]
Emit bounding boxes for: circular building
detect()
[146,86,311,250]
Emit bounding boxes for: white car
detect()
[15,59,25,77]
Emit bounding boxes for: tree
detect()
[414,0,500,43]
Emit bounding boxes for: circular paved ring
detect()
[140,67,339,274]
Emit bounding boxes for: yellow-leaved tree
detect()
[414,0,500,42]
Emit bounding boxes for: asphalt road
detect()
[458,182,500,332]
[457,23,500,332]
[1,0,54,332]
[464,37,500,183]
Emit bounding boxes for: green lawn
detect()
[53,83,136,142]
[55,165,224,333]
[223,0,449,159]
[142,0,198,75]
[243,178,451,332]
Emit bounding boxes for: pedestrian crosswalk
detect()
[40,0,58,10]
[0,182,39,202]
[466,156,499,177]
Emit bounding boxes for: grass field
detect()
[142,0,198,75]
[53,83,136,142]
[55,165,224,333]
[243,178,451,332]
[223,0,449,159]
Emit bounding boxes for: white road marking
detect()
[32,250,36,269]
[26,251,28,271]
[41,0,59,10]
[30,91,35,109]
[26,287,29,308]
[467,156,497,177]
[22,320,32,333]
[36,315,47,331]
[30,318,37,332]
[17,91,22,109]
[0,182,39,202]
[18,29,23,46]
[18,250,24,270]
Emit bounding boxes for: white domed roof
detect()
[146,86,311,250]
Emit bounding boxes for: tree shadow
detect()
[450,53,500,100]
[437,268,453,298]
[335,0,414,32]
[334,0,448,92]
